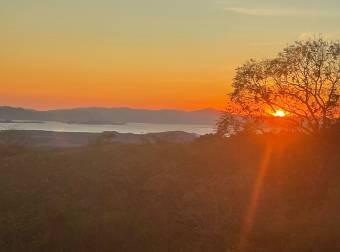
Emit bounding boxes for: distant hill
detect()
[0,130,198,148]
[0,106,220,125]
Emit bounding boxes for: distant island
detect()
[0,119,45,124]
[0,106,220,125]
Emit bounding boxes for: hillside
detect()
[0,128,339,252]
[0,130,198,148]
[0,107,220,125]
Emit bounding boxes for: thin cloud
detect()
[299,32,339,40]
[224,7,339,17]
[248,41,285,47]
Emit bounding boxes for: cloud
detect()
[298,32,339,40]
[224,7,339,17]
[248,41,285,47]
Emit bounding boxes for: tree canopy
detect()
[218,37,340,135]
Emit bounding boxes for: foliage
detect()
[0,128,339,251]
[219,37,340,135]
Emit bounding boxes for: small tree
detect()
[218,37,340,135]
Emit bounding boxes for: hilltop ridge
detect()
[0,106,220,125]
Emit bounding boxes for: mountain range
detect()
[0,106,220,125]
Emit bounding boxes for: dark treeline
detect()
[0,126,339,251]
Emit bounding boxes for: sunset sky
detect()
[1,0,340,110]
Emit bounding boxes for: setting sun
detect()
[0,1,339,251]
[272,110,286,117]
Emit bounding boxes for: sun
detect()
[272,110,286,117]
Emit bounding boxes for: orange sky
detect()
[1,1,339,110]
[1,60,231,110]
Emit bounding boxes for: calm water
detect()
[0,121,215,135]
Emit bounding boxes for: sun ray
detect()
[236,143,273,252]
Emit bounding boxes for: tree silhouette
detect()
[218,37,340,135]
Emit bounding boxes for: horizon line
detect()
[0,104,221,113]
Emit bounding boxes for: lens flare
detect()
[236,144,273,252]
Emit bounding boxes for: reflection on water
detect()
[0,121,214,135]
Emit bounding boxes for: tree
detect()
[218,37,340,135]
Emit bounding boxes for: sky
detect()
[1,0,339,110]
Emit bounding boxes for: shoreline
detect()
[0,130,199,148]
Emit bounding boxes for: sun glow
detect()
[272,110,286,117]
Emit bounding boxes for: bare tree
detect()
[218,37,340,135]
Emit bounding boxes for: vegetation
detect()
[0,125,339,251]
[218,37,340,135]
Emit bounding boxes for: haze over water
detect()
[0,121,214,135]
